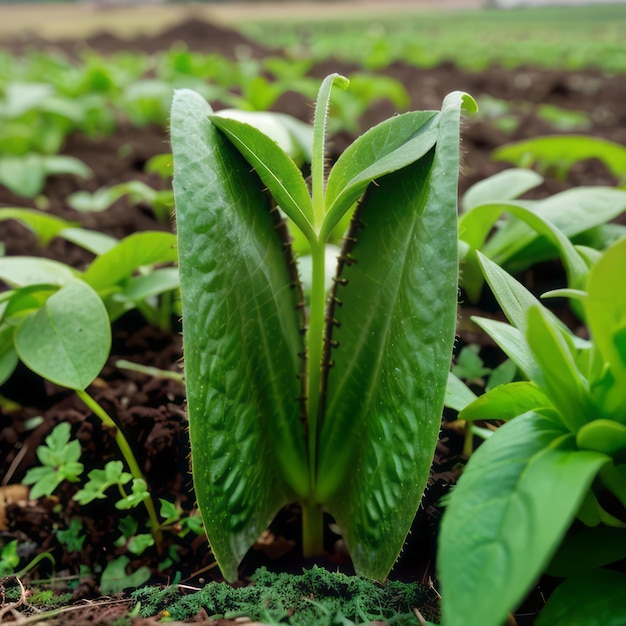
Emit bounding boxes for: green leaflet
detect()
[439,412,608,626]
[171,89,308,581]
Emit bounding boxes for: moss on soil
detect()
[132,565,434,624]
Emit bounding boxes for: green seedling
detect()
[438,236,626,626]
[1,230,178,548]
[73,460,132,505]
[22,422,84,499]
[99,555,151,595]
[68,180,174,224]
[0,153,92,198]
[458,167,626,301]
[493,134,626,184]
[0,539,55,579]
[56,518,85,553]
[171,73,476,581]
[115,517,155,555]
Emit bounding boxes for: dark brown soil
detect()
[1,16,624,626]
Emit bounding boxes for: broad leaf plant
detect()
[171,74,476,581]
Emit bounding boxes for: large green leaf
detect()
[439,412,608,626]
[316,92,467,580]
[171,89,308,581]
[14,279,111,390]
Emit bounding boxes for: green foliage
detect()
[68,180,174,225]
[22,422,84,499]
[0,153,92,198]
[536,569,626,626]
[172,74,475,581]
[73,460,132,505]
[493,135,626,184]
[438,236,626,626]
[239,5,626,73]
[458,168,626,301]
[132,566,431,625]
[100,556,151,595]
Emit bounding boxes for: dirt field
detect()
[2,0,483,41]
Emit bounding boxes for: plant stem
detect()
[305,238,327,486]
[301,501,324,558]
[76,389,163,549]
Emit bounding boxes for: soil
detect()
[1,15,624,626]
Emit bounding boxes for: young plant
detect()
[1,228,178,546]
[171,73,476,581]
[438,236,626,626]
[493,134,626,184]
[458,168,626,301]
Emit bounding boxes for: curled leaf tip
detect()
[461,93,479,114]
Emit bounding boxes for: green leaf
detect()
[476,252,577,340]
[461,168,543,212]
[536,569,626,626]
[459,381,551,422]
[0,207,77,245]
[73,460,132,505]
[585,237,626,392]
[577,419,626,455]
[322,109,439,239]
[438,412,608,626]
[0,325,18,386]
[459,201,589,303]
[484,188,626,273]
[209,114,315,239]
[58,227,118,255]
[115,478,150,510]
[0,256,76,287]
[214,109,314,165]
[100,556,150,595]
[317,91,466,580]
[171,88,308,581]
[0,154,92,198]
[526,306,596,432]
[119,267,180,303]
[445,371,478,412]
[547,526,626,577]
[82,231,177,293]
[14,279,111,390]
[471,316,539,381]
[493,135,626,182]
[68,180,157,213]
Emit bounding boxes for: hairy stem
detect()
[76,389,163,549]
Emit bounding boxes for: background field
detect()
[3,2,626,72]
